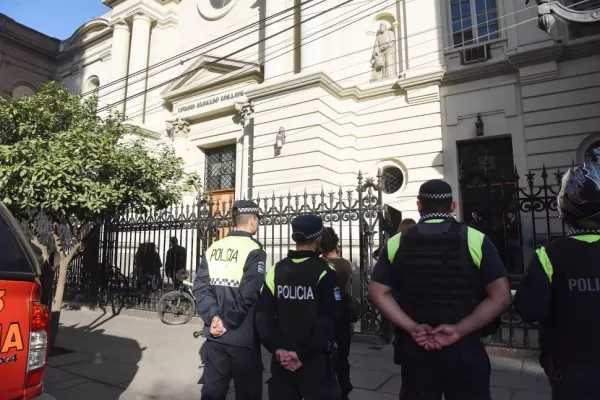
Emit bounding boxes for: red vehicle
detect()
[0,203,51,399]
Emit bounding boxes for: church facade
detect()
[9,0,600,229]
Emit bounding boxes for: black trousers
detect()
[399,337,491,400]
[549,362,600,400]
[200,340,263,400]
[335,321,353,397]
[267,355,341,400]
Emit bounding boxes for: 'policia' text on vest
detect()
[277,285,314,300]
[569,278,600,292]
[209,248,239,263]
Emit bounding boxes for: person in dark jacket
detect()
[165,237,186,287]
[255,214,342,400]
[321,226,355,400]
[193,200,267,400]
[514,162,600,400]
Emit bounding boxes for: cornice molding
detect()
[110,2,179,27]
[397,70,444,104]
[0,31,59,59]
[507,43,565,68]
[246,71,404,102]
[442,60,514,86]
[441,40,600,85]
[161,56,262,103]
[103,0,127,7]
[124,122,163,140]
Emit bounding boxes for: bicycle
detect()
[156,269,197,325]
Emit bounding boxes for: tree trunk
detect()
[49,241,81,350]
[52,258,69,313]
[49,257,69,350]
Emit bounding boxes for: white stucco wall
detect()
[53,0,599,234]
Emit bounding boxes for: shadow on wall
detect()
[44,319,144,399]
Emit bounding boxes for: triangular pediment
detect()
[161,55,262,102]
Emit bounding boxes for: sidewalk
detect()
[44,310,551,400]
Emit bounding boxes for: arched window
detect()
[84,76,100,95]
[11,84,35,99]
[577,133,600,163]
[381,165,405,194]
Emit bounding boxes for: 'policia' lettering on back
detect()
[209,248,239,263]
[277,285,315,300]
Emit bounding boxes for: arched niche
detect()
[369,13,399,82]
[577,133,600,163]
[11,83,36,99]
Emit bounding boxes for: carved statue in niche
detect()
[166,118,190,140]
[370,21,397,81]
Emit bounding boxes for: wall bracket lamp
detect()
[275,127,286,149]
[475,113,484,136]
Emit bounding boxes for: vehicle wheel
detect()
[157,291,196,325]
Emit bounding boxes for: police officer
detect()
[368,179,511,400]
[514,162,600,399]
[255,214,342,400]
[193,200,267,400]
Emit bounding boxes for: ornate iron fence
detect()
[65,172,385,336]
[460,161,570,349]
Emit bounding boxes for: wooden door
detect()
[211,189,235,239]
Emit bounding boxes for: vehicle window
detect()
[0,215,30,273]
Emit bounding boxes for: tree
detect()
[0,82,198,322]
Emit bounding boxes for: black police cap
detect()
[291,214,323,242]
[417,179,453,201]
[232,200,261,217]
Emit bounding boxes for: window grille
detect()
[204,144,236,191]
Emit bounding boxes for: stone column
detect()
[110,22,131,114]
[264,0,293,80]
[125,13,152,121]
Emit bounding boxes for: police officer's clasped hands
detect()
[209,316,226,337]
[411,323,462,351]
[275,349,302,371]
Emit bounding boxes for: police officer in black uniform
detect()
[368,179,511,400]
[515,162,600,400]
[255,214,342,400]
[193,200,267,400]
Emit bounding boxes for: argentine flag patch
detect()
[334,287,342,301]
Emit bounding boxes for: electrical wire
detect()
[117,0,539,119]
[80,0,322,97]
[129,12,546,177]
[95,0,398,113]
[123,0,542,126]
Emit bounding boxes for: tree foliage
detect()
[0,82,198,311]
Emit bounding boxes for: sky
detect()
[0,0,110,40]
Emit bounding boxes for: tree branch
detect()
[52,223,64,255]
[30,236,49,262]
[64,241,82,267]
[80,220,97,243]
[65,218,78,242]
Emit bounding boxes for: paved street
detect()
[44,310,551,400]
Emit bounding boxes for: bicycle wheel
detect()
[157,290,196,325]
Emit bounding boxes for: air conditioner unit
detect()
[461,44,490,65]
